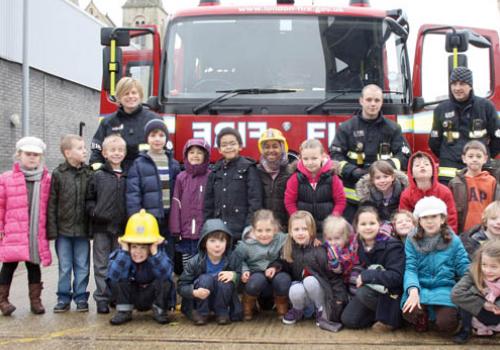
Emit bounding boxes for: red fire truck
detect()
[99,0,500,163]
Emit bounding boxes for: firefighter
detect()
[89,77,160,171]
[429,66,500,184]
[330,84,411,219]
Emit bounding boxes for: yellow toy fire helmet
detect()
[120,209,162,244]
[258,128,289,154]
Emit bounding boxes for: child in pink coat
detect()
[0,137,52,316]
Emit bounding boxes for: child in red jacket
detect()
[399,151,458,233]
[285,139,346,239]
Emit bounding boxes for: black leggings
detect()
[0,262,41,285]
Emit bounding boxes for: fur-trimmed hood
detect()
[356,170,409,202]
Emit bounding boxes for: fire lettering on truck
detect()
[192,121,267,147]
[307,122,337,146]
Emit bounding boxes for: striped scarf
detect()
[148,151,170,210]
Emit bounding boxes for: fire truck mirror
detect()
[101,27,130,47]
[466,30,491,49]
[382,17,408,42]
[445,31,469,53]
[102,47,123,93]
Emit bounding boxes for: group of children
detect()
[0,105,499,342]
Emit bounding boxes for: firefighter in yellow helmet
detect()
[257,128,295,230]
[107,210,175,325]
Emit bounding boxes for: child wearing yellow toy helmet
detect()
[257,128,295,231]
[107,210,175,325]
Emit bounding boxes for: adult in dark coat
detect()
[429,67,500,183]
[89,77,160,171]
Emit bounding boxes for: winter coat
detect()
[177,219,242,321]
[90,105,160,171]
[356,170,408,221]
[284,159,346,236]
[47,162,92,239]
[232,230,287,273]
[204,156,262,240]
[353,235,405,328]
[169,139,211,241]
[272,243,348,322]
[429,93,500,170]
[459,225,490,258]
[85,162,127,236]
[452,272,500,317]
[0,163,52,266]
[258,162,294,230]
[448,168,499,234]
[402,232,470,308]
[107,248,175,309]
[399,152,458,233]
[330,110,411,188]
[127,150,180,220]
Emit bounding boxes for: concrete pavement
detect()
[0,245,498,349]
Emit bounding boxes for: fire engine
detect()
[99,0,500,163]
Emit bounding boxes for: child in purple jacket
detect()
[169,139,211,271]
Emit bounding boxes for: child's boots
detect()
[28,282,45,314]
[242,293,257,321]
[0,284,16,316]
[274,295,289,317]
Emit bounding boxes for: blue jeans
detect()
[56,236,90,303]
[194,274,233,317]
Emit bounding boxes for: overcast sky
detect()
[80,0,500,30]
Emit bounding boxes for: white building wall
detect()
[0,0,103,90]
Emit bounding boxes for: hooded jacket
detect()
[449,168,499,234]
[204,156,262,241]
[284,158,346,236]
[169,139,211,241]
[0,163,52,266]
[399,152,458,233]
[177,219,242,321]
[356,170,408,221]
[459,224,491,258]
[232,229,287,274]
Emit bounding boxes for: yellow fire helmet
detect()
[258,128,289,154]
[120,209,162,244]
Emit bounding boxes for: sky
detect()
[80,0,500,30]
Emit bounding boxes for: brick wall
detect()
[0,58,101,172]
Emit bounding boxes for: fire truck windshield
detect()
[164,15,408,104]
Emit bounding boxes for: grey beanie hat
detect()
[450,66,473,87]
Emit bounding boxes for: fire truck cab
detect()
[99,0,500,163]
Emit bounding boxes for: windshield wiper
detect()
[193,88,296,114]
[306,89,404,114]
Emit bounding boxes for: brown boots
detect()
[28,282,45,314]
[0,284,16,316]
[242,294,257,321]
[274,295,289,317]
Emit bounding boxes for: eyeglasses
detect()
[220,141,239,149]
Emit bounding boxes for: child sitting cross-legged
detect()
[107,210,175,325]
